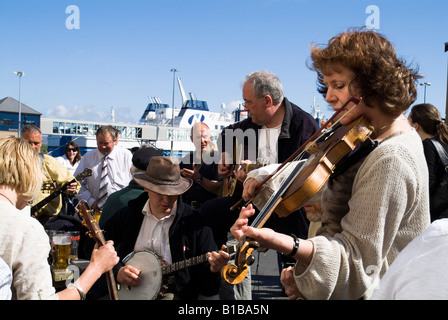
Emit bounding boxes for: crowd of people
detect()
[1,28,447,300]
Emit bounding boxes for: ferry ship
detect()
[136,77,246,153]
[138,78,244,129]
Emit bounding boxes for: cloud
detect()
[223,100,243,112]
[44,104,139,124]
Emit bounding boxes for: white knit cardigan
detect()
[247,129,430,299]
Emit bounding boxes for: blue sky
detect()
[1,0,447,124]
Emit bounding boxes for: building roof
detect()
[0,97,42,115]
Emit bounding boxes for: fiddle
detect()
[229,96,362,211]
[221,97,374,285]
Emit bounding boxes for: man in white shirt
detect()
[74,125,133,212]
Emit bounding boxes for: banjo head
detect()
[118,251,163,300]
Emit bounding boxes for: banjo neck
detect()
[162,245,237,275]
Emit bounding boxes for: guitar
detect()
[77,200,119,300]
[118,245,237,300]
[32,168,92,217]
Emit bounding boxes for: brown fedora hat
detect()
[133,156,192,196]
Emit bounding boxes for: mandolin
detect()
[221,137,262,197]
[77,200,119,300]
[221,137,243,197]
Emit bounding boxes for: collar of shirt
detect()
[141,199,177,222]
[133,200,177,264]
[95,147,117,161]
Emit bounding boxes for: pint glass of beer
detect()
[52,232,71,271]
[69,231,80,261]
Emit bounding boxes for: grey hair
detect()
[21,124,41,135]
[243,71,284,105]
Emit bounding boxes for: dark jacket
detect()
[423,138,448,221]
[218,97,319,163]
[104,192,220,299]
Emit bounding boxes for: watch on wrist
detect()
[287,233,300,257]
[195,175,202,184]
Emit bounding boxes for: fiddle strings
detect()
[249,100,363,229]
[255,97,361,182]
[233,96,362,213]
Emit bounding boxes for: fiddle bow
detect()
[221,97,374,285]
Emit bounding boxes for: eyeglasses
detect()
[67,148,78,152]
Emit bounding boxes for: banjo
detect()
[118,245,237,300]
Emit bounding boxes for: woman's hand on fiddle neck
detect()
[230,204,276,248]
[231,204,314,264]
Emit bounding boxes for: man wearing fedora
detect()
[103,156,221,300]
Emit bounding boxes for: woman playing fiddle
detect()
[228,29,430,300]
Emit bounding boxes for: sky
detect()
[1,0,447,124]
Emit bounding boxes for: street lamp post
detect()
[420,82,431,103]
[13,71,24,136]
[170,68,178,156]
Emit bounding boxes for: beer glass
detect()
[52,232,71,271]
[46,230,56,265]
[69,231,80,261]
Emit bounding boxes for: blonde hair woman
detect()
[0,136,118,300]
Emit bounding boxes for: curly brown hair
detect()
[308,28,422,116]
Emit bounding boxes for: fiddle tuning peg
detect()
[244,255,255,266]
[247,240,260,249]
